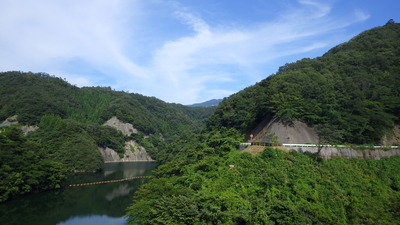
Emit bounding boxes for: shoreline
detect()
[104,160,156,163]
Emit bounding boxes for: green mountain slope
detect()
[0,71,214,201]
[207,22,400,144]
[0,71,213,170]
[0,71,212,135]
[126,23,400,224]
[0,126,65,202]
[128,146,400,224]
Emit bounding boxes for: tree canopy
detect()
[0,126,66,202]
[207,22,400,144]
[127,22,400,224]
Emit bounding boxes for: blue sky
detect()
[0,0,398,104]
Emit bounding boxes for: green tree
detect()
[0,126,66,202]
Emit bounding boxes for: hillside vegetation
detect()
[126,22,400,224]
[0,126,65,202]
[0,71,213,134]
[207,22,400,145]
[0,71,215,201]
[1,22,400,223]
[0,71,215,163]
[128,143,400,224]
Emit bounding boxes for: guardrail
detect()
[283,144,399,149]
[240,142,282,146]
[240,143,399,149]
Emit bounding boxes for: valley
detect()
[1,22,400,224]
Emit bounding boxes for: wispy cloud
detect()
[138,0,369,103]
[0,0,370,104]
[0,0,144,80]
[354,9,371,22]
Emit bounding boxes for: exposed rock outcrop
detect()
[103,116,138,136]
[251,117,318,144]
[381,125,400,146]
[292,146,400,160]
[250,117,400,147]
[99,140,154,162]
[99,147,121,162]
[243,145,400,160]
[123,140,153,161]
[21,125,39,135]
[100,117,153,162]
[0,115,18,127]
[246,117,400,160]
[1,115,38,135]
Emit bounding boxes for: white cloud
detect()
[134,0,369,103]
[354,9,371,22]
[0,0,145,81]
[0,0,370,104]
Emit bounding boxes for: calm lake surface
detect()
[0,162,157,225]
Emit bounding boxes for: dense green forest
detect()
[207,22,400,144]
[0,71,214,201]
[127,133,400,224]
[0,71,214,134]
[0,71,215,167]
[126,22,400,224]
[1,22,400,224]
[0,126,65,202]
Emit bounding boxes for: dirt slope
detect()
[250,117,318,144]
[381,125,400,145]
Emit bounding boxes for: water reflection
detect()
[57,215,126,225]
[105,184,134,201]
[0,162,156,225]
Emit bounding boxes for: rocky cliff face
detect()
[103,116,138,136]
[381,125,400,146]
[100,117,153,162]
[123,140,154,161]
[98,147,121,162]
[250,117,400,146]
[292,146,400,160]
[99,140,154,162]
[243,145,400,160]
[251,117,318,144]
[1,115,38,135]
[0,115,18,127]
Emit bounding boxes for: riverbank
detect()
[0,162,157,225]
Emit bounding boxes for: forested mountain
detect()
[0,71,214,201]
[0,71,215,161]
[0,71,213,134]
[207,22,400,145]
[126,22,400,224]
[2,22,400,223]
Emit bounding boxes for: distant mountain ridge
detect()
[188,99,223,107]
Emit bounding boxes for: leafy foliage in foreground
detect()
[0,126,66,202]
[207,22,400,144]
[127,136,400,224]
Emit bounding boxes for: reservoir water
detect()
[0,162,157,225]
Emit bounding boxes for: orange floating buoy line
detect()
[64,176,152,187]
